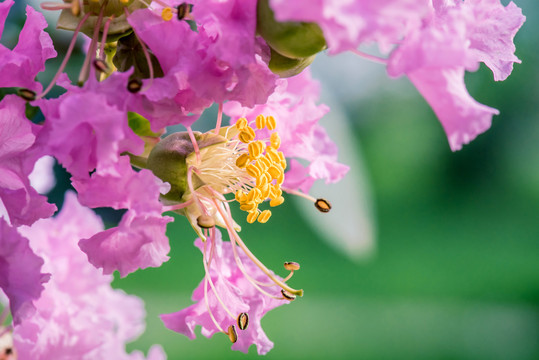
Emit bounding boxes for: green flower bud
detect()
[257,0,326,59]
[57,0,148,41]
[268,47,316,78]
[146,132,226,202]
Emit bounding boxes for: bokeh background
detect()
[3,0,539,358]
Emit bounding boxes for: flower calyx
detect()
[56,0,148,41]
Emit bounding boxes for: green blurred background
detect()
[5,0,539,358]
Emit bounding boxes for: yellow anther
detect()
[245,126,256,138]
[120,0,129,3]
[240,202,257,212]
[255,115,266,130]
[258,184,271,199]
[257,156,271,170]
[235,153,250,168]
[256,173,270,188]
[267,148,281,164]
[258,210,272,223]
[248,140,265,159]
[266,115,276,130]
[161,7,174,21]
[254,160,268,174]
[269,184,282,200]
[246,164,262,178]
[270,196,285,207]
[267,164,283,180]
[238,126,256,143]
[270,132,281,149]
[281,159,287,170]
[278,150,286,162]
[239,132,251,144]
[247,188,262,202]
[277,173,285,185]
[235,117,248,130]
[246,211,259,224]
[235,190,247,203]
[71,0,81,16]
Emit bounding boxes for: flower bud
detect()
[257,0,326,59]
[268,47,316,78]
[57,0,148,41]
[146,132,226,202]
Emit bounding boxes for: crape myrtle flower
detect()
[387,0,525,150]
[9,192,165,359]
[143,111,326,353]
[161,231,286,355]
[0,0,56,94]
[224,69,349,194]
[266,0,525,150]
[0,95,56,227]
[0,218,49,326]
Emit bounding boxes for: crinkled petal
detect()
[409,67,499,151]
[161,231,284,355]
[224,69,347,191]
[0,3,56,91]
[463,0,525,81]
[79,211,172,277]
[37,89,142,178]
[0,96,56,226]
[74,158,172,277]
[13,192,162,359]
[0,218,49,325]
[269,0,428,54]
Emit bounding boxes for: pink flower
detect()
[269,0,428,54]
[161,230,286,355]
[0,0,56,92]
[36,75,144,179]
[224,69,348,193]
[12,192,166,359]
[128,4,277,112]
[387,0,525,150]
[0,218,49,325]
[0,95,56,226]
[74,157,173,277]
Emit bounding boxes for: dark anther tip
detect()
[17,88,36,101]
[314,198,331,213]
[127,78,143,93]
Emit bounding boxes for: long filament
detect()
[99,15,115,59]
[351,49,388,65]
[281,186,317,203]
[36,11,92,99]
[203,237,236,319]
[125,8,154,91]
[78,1,106,84]
[212,197,297,298]
[214,102,223,134]
[187,127,201,165]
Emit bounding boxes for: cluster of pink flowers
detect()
[0,0,524,357]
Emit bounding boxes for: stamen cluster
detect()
[233,115,286,224]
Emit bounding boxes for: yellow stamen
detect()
[270,132,281,149]
[266,115,276,130]
[247,188,262,202]
[267,164,283,180]
[270,196,284,207]
[235,153,250,168]
[255,114,266,129]
[258,210,272,223]
[240,202,257,212]
[235,117,247,130]
[246,164,262,178]
[246,211,259,224]
[161,7,173,21]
